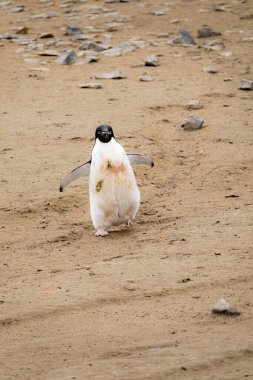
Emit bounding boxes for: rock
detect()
[153,10,165,16]
[242,37,253,43]
[56,50,77,64]
[94,69,127,79]
[212,299,240,316]
[239,80,253,90]
[0,33,13,40]
[213,4,229,12]
[85,55,99,64]
[144,54,159,67]
[64,25,82,36]
[39,32,55,39]
[202,66,219,73]
[79,83,103,89]
[102,47,123,57]
[80,42,110,52]
[105,0,128,2]
[181,115,204,131]
[197,26,221,38]
[172,29,196,45]
[201,39,225,50]
[223,77,233,82]
[31,12,58,20]
[139,75,153,82]
[187,100,203,110]
[38,50,59,56]
[16,26,29,34]
[11,5,25,13]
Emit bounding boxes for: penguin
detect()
[60,125,154,236]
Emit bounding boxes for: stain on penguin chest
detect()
[95,159,132,192]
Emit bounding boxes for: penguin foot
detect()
[126,218,135,227]
[95,228,109,237]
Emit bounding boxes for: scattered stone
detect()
[39,32,54,39]
[213,4,229,12]
[16,26,29,34]
[153,9,165,16]
[31,12,58,20]
[172,29,196,45]
[170,19,179,24]
[11,5,25,13]
[202,66,219,73]
[144,54,159,67]
[219,51,232,57]
[56,50,77,64]
[242,37,253,43]
[105,0,129,2]
[223,77,233,81]
[238,80,253,90]
[102,47,123,57]
[212,298,240,316]
[80,42,110,52]
[187,100,203,110]
[181,115,204,131]
[0,1,12,9]
[85,55,99,64]
[94,69,127,79]
[197,26,221,38]
[79,83,103,89]
[64,25,82,36]
[139,75,153,82]
[38,50,59,56]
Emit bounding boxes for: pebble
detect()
[223,77,233,82]
[16,26,29,35]
[85,55,99,64]
[56,50,77,64]
[95,69,127,79]
[187,100,203,110]
[64,25,82,36]
[38,50,59,56]
[172,29,196,45]
[39,32,55,39]
[144,54,159,67]
[181,115,204,131]
[11,5,25,12]
[201,39,225,50]
[197,26,221,38]
[79,83,103,89]
[202,66,219,73]
[139,75,153,82]
[0,33,13,40]
[238,80,253,90]
[212,299,240,316]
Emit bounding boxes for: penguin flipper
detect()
[127,154,154,167]
[59,160,91,192]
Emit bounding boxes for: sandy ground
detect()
[1,0,253,379]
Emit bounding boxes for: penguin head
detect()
[95,125,114,143]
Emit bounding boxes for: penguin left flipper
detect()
[59,160,91,192]
[127,154,154,167]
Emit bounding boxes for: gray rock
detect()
[31,12,58,20]
[187,100,203,110]
[201,39,225,50]
[38,50,59,56]
[144,54,159,66]
[139,75,153,82]
[202,66,219,73]
[181,115,204,131]
[197,26,221,38]
[79,83,103,89]
[239,80,253,90]
[80,42,109,52]
[11,5,25,12]
[212,298,240,316]
[0,33,13,40]
[95,69,127,79]
[56,50,77,64]
[64,25,82,36]
[39,32,54,39]
[173,29,196,45]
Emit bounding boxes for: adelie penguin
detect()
[60,125,154,237]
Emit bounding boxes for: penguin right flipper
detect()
[127,154,154,167]
[59,160,91,192]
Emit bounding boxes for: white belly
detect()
[89,139,140,229]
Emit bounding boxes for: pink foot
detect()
[125,218,135,227]
[95,227,109,237]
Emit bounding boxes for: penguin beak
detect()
[101,131,111,139]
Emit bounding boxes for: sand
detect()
[0,0,253,379]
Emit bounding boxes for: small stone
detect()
[238,80,253,90]
[172,29,196,45]
[56,50,77,65]
[197,26,221,38]
[0,33,13,40]
[79,83,103,89]
[212,298,240,316]
[139,75,153,82]
[39,32,54,39]
[181,115,204,131]
[85,55,99,64]
[38,50,59,56]
[187,100,203,110]
[11,5,25,13]
[144,54,159,67]
[223,77,233,82]
[153,9,165,16]
[201,39,225,51]
[16,26,29,34]
[31,12,58,19]
[95,70,127,79]
[213,4,228,12]
[64,25,82,36]
[202,66,219,73]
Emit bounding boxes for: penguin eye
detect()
[98,131,101,135]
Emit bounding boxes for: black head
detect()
[95,125,114,143]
